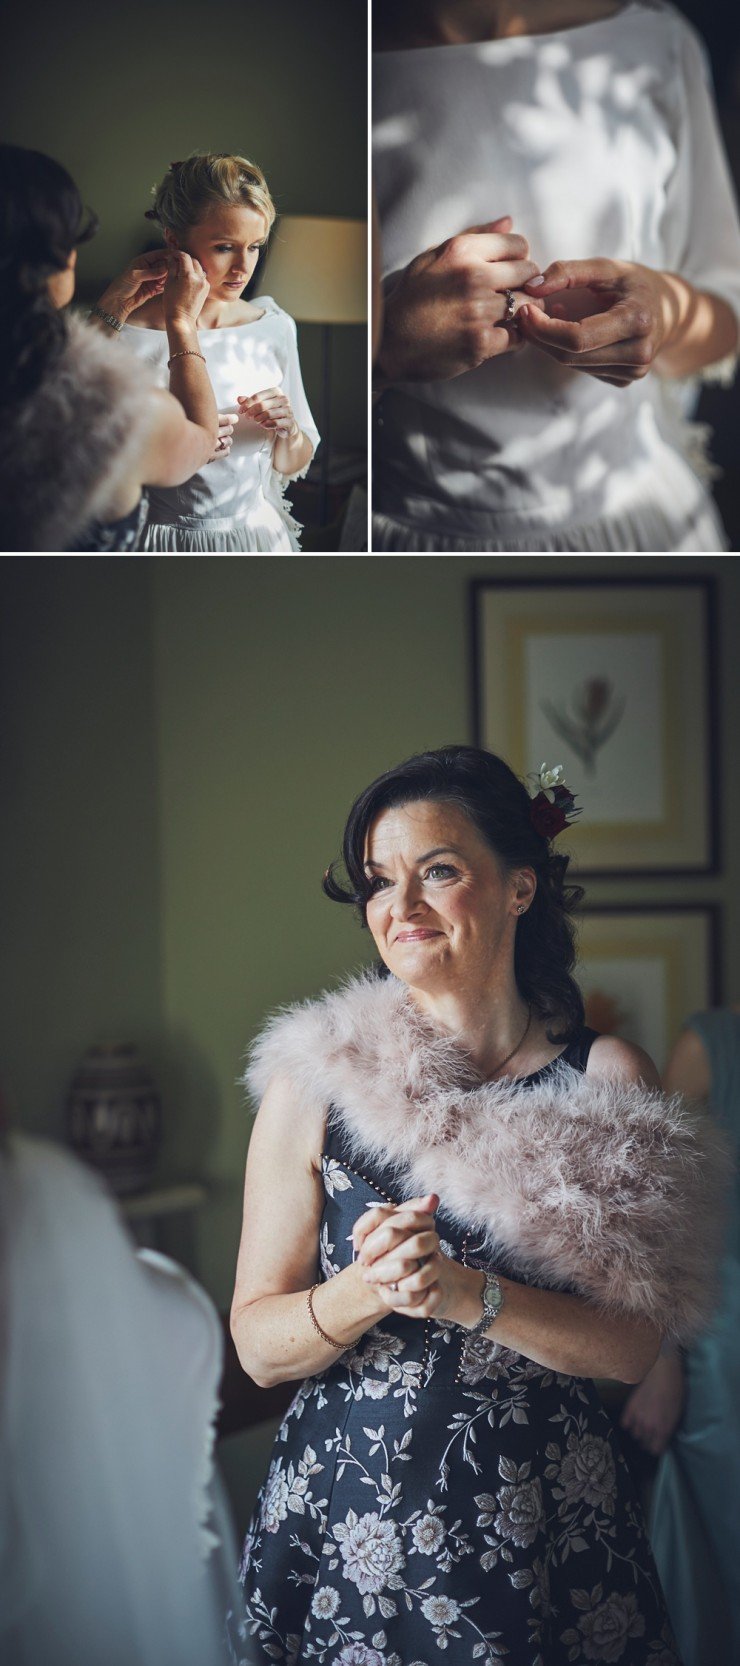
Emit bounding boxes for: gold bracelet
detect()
[307,1283,345,1350]
[167,349,206,368]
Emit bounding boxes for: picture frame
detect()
[575,903,722,1074]
[471,576,719,876]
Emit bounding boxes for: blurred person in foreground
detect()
[0,145,218,553]
[0,1093,237,1666]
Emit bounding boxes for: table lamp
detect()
[263,215,367,525]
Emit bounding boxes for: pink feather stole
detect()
[245,972,729,1343]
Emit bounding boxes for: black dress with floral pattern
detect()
[229,1034,681,1666]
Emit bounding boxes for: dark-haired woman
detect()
[229,747,725,1666]
[0,145,218,552]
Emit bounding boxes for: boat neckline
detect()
[122,304,269,338]
[373,1,641,54]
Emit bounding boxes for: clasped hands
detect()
[352,1192,478,1325]
[208,392,300,464]
[377,214,668,389]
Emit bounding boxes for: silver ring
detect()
[389,1281,399,1293]
[503,289,517,322]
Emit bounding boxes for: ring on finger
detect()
[503,288,517,322]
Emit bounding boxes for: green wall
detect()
[0,561,162,1136]
[2,552,740,1526]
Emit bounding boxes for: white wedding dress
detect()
[122,295,320,553]
[373,1,740,552]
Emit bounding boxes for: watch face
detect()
[484,1276,503,1316]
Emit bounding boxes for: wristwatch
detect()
[467,1272,504,1337]
[88,304,123,332]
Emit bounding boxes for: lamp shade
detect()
[263,215,367,324]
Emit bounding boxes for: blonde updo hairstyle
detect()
[145,152,276,242]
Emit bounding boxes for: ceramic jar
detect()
[66,1043,162,1196]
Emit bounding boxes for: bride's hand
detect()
[163,249,210,328]
[206,410,238,463]
[238,388,299,437]
[376,216,544,386]
[518,258,666,387]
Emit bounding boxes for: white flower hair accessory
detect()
[537,763,564,792]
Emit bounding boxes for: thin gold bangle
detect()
[167,349,206,368]
[307,1283,345,1350]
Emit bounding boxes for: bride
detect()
[96,151,320,553]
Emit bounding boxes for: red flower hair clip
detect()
[529,764,581,840]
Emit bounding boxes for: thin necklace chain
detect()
[489,1004,532,1079]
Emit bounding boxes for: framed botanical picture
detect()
[471,576,719,875]
[575,904,722,1075]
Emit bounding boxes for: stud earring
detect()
[517,905,525,914]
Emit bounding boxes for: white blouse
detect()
[121,296,320,554]
[373,1,740,552]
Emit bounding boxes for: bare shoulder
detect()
[586,1033,662,1090]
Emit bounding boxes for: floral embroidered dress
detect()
[229,1031,680,1666]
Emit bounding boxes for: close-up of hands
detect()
[95,249,169,323]
[519,258,669,386]
[238,388,300,438]
[377,234,701,390]
[377,215,544,384]
[353,1192,459,1320]
[162,248,210,327]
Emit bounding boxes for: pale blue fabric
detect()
[650,1009,740,1664]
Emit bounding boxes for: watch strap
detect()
[89,304,124,332]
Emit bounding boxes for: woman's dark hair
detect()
[0,145,98,407]
[324,745,585,1044]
